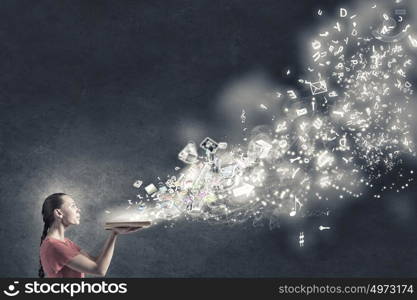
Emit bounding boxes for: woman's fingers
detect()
[111,226,142,234]
[111,227,128,234]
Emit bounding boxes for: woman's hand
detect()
[111,227,142,235]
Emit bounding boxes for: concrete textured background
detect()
[0,0,417,277]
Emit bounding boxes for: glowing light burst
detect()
[116,3,416,230]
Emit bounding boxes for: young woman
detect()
[39,193,140,278]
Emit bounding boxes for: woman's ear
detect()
[53,208,64,219]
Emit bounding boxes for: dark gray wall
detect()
[1,0,417,277]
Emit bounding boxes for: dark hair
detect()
[38,193,66,278]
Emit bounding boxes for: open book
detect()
[104,221,151,230]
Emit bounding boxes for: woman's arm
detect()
[80,250,97,262]
[66,227,140,276]
[66,231,119,276]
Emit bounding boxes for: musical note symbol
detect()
[289,197,302,216]
[299,232,304,247]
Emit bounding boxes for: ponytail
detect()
[38,193,66,278]
[38,223,49,278]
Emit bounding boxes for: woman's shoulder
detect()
[41,237,68,251]
[40,238,54,255]
[41,236,80,251]
[40,237,80,260]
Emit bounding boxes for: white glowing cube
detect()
[145,183,158,195]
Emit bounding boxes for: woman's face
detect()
[59,195,81,226]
